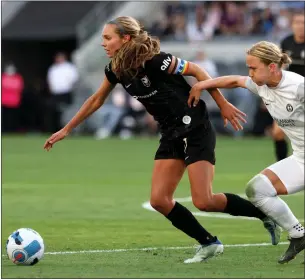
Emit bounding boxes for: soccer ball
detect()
[6,228,45,265]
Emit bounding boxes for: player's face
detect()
[292,14,304,39]
[246,55,272,86]
[101,24,125,58]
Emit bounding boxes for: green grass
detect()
[2,136,304,278]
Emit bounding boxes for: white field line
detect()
[2,241,290,257]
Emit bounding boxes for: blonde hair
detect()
[247,41,292,68]
[108,16,160,79]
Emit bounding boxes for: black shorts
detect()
[155,123,216,166]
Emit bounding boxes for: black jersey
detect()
[105,52,210,139]
[281,35,305,76]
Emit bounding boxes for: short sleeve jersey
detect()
[246,71,304,163]
[105,52,210,139]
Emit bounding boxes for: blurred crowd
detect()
[147,1,304,43]
[1,50,272,140]
[2,53,78,134]
[1,53,159,138]
[2,1,303,139]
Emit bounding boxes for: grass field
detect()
[1,135,304,278]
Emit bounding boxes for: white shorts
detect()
[267,155,304,194]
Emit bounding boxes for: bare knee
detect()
[150,197,174,215]
[193,197,215,212]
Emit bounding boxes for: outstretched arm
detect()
[44,77,115,151]
[181,63,237,108]
[168,59,247,130]
[191,75,248,93]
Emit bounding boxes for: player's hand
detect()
[188,84,202,107]
[44,128,69,151]
[220,101,247,131]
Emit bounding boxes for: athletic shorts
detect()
[154,123,216,166]
[267,154,304,194]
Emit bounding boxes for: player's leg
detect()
[183,124,276,263]
[272,121,288,161]
[187,159,280,242]
[152,141,218,254]
[185,125,270,220]
[245,156,305,263]
[150,159,184,215]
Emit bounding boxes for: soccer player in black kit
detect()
[271,11,305,162]
[44,16,280,263]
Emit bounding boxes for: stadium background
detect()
[1,1,304,278]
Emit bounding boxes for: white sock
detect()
[259,196,304,238]
[288,223,305,238]
[246,174,304,238]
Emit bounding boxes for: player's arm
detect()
[147,53,246,130]
[166,57,247,129]
[63,77,114,133]
[44,77,115,150]
[191,75,248,92]
[167,57,231,108]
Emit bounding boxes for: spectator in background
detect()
[165,1,186,17]
[149,18,174,39]
[47,52,79,131]
[248,9,264,35]
[186,2,207,42]
[192,51,219,78]
[271,6,291,42]
[172,12,187,42]
[219,2,244,35]
[261,7,275,35]
[1,63,24,133]
[203,2,222,40]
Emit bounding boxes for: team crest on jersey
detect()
[141,75,151,87]
[301,50,305,59]
[286,104,293,112]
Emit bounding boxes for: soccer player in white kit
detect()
[189,41,304,264]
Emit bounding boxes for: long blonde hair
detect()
[109,16,160,79]
[247,41,292,68]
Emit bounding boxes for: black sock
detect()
[274,139,288,161]
[223,193,266,220]
[166,202,216,245]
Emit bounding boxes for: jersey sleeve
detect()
[104,63,119,85]
[145,52,173,73]
[146,52,190,75]
[296,82,304,103]
[245,77,259,94]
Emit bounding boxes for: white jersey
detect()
[246,70,304,164]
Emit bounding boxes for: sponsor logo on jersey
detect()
[161,56,171,71]
[133,90,158,100]
[273,117,295,127]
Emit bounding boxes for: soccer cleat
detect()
[184,239,224,264]
[263,217,282,245]
[278,234,305,264]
